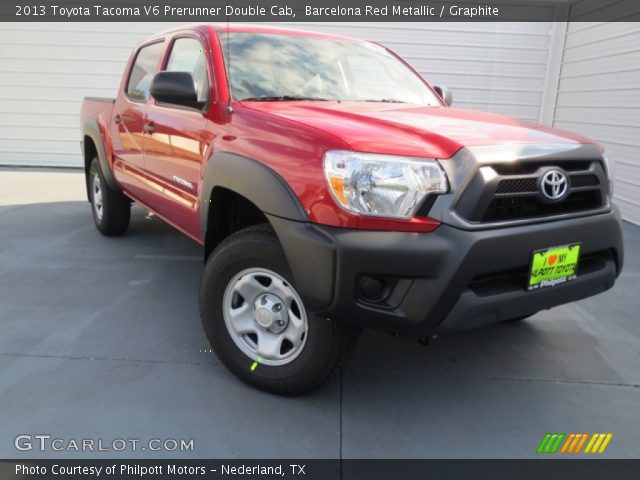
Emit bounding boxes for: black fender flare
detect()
[82,119,119,195]
[199,153,337,311]
[199,152,308,239]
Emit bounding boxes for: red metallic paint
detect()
[81,24,597,243]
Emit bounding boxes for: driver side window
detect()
[166,37,210,103]
[127,42,164,101]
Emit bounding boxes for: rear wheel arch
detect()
[83,135,97,173]
[82,119,119,196]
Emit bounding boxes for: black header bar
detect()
[2,459,640,480]
[3,0,640,22]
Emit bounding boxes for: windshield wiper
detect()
[240,95,331,102]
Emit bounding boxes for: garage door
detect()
[0,22,554,168]
[553,21,640,225]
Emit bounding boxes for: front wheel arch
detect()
[199,152,308,242]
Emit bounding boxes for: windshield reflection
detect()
[220,33,440,105]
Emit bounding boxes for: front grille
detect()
[453,158,608,224]
[570,174,599,188]
[492,160,592,175]
[495,178,537,194]
[494,173,600,196]
[481,190,602,222]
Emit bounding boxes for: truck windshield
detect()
[220,32,441,105]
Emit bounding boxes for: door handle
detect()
[144,122,155,133]
[113,114,121,124]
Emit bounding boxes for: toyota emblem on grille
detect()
[540,169,569,201]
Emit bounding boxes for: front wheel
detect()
[199,224,357,395]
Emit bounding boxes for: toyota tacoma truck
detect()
[81,24,624,395]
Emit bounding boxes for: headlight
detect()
[323,150,449,219]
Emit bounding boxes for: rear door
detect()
[143,34,213,239]
[110,41,164,200]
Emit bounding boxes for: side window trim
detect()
[124,39,165,104]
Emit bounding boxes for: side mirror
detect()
[433,85,453,106]
[150,71,203,109]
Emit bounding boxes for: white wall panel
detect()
[0,22,177,168]
[554,18,640,224]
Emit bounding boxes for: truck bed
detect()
[80,97,115,136]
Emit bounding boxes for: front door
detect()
[143,35,213,240]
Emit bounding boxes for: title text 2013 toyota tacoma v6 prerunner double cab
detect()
[81,24,624,395]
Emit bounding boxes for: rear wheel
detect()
[89,157,130,236]
[200,224,357,395]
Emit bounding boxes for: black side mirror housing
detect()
[150,71,203,109]
[433,85,453,106]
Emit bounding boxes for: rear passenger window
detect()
[126,42,164,101]
[166,37,210,103]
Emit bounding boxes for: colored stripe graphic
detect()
[537,433,565,453]
[585,433,613,454]
[539,433,612,454]
[574,433,589,453]
[550,434,565,453]
[560,434,575,453]
[598,434,613,453]
[592,434,606,452]
[565,433,588,453]
[560,433,576,453]
[537,433,552,453]
[584,434,598,453]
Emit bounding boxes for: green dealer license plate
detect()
[528,243,581,291]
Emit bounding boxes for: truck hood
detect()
[242,101,594,159]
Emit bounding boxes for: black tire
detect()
[199,224,357,395]
[88,157,130,236]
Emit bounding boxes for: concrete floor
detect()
[0,168,639,459]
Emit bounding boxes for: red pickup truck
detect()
[81,24,623,395]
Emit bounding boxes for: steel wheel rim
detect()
[92,172,103,221]
[222,267,308,367]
